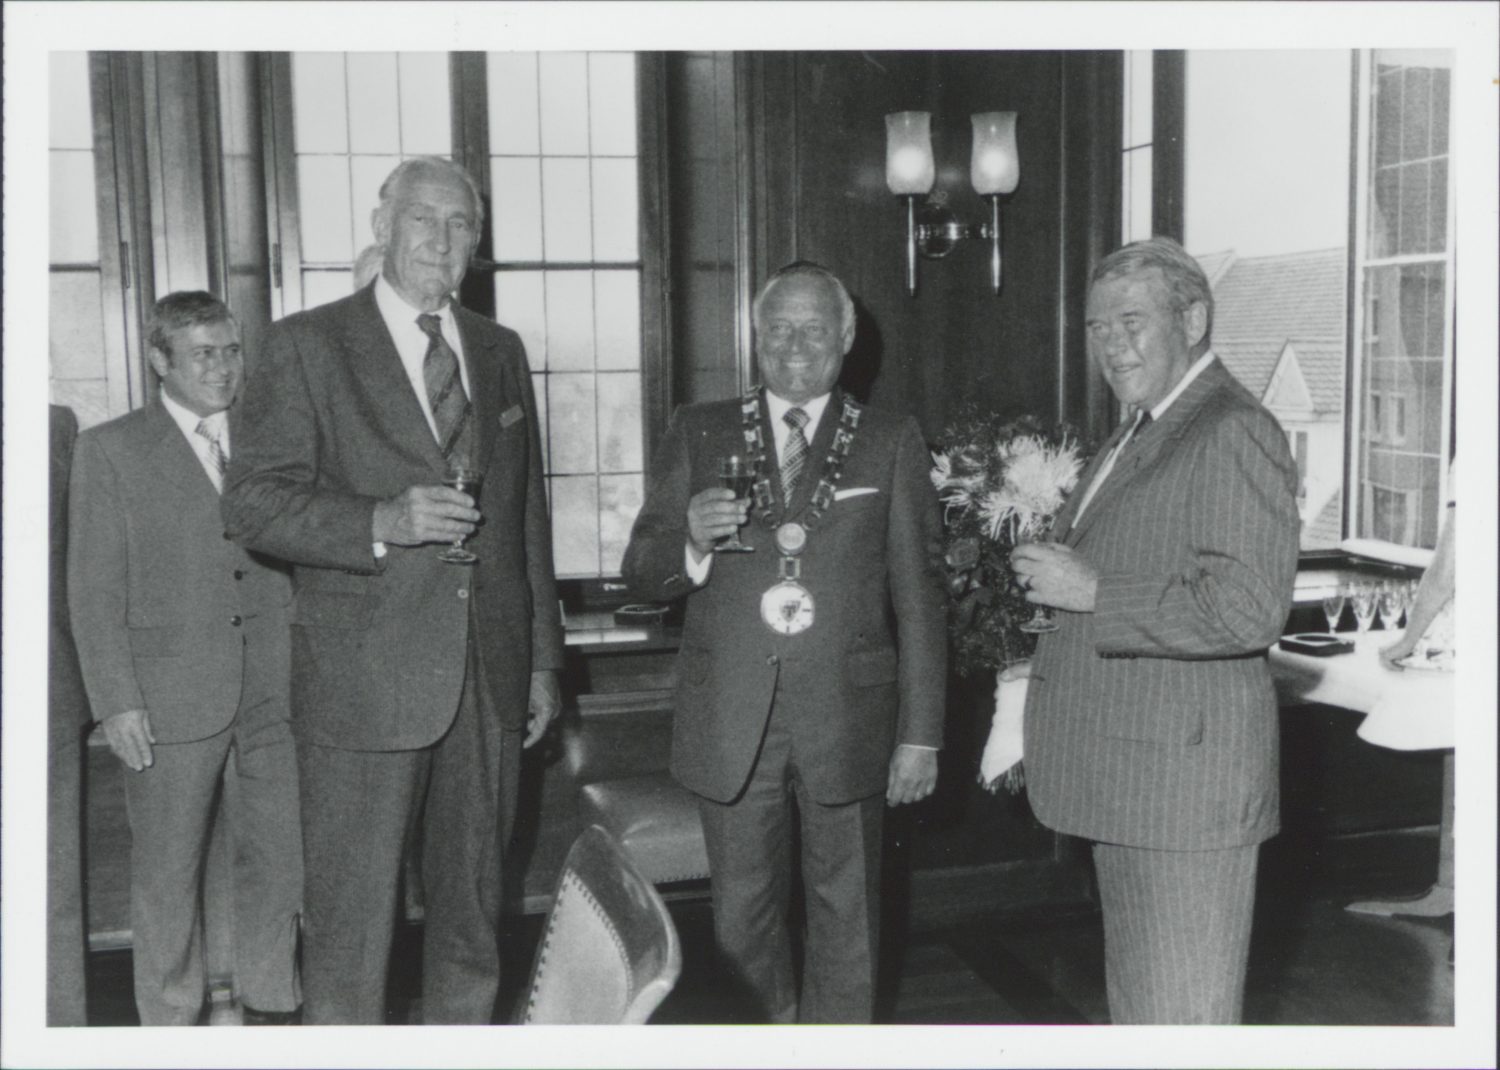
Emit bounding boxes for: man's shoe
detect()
[241,1004,302,1026]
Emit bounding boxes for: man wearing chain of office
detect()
[624,261,948,1023]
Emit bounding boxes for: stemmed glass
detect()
[1321,585,1347,634]
[1377,582,1407,631]
[438,462,483,564]
[1017,524,1059,634]
[1349,582,1378,634]
[715,455,756,553]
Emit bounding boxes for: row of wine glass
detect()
[1321,580,1414,635]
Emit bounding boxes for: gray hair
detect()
[752,260,857,339]
[1092,236,1214,348]
[373,156,485,234]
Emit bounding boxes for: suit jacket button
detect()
[766,654,778,666]
[457,588,469,600]
[230,615,243,626]
[233,569,245,580]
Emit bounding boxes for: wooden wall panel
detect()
[740,51,1117,443]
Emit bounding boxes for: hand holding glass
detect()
[1017,526,1059,634]
[715,456,755,553]
[438,464,482,564]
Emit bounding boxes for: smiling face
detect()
[149,318,243,417]
[754,274,854,405]
[374,165,479,312]
[1085,268,1206,413]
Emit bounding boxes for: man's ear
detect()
[371,205,390,247]
[1182,301,1209,350]
[146,346,172,380]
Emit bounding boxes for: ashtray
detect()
[613,603,668,625]
[1278,633,1354,657]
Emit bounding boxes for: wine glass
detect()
[1017,524,1059,634]
[1349,582,1378,634]
[1377,582,1407,631]
[715,456,756,553]
[438,463,483,564]
[1321,585,1347,634]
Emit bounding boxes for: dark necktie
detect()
[1118,409,1152,458]
[417,313,472,461]
[781,407,810,499]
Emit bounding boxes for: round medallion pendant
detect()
[774,522,808,556]
[760,581,816,636]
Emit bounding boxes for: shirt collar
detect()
[764,389,832,427]
[1148,350,1217,422]
[375,271,453,336]
[159,389,224,439]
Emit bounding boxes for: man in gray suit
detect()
[223,157,564,1025]
[69,292,301,1026]
[623,262,948,1023]
[1012,237,1300,1024]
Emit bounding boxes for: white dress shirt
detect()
[374,272,471,444]
[1071,351,1218,525]
[160,390,229,492]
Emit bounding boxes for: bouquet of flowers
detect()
[930,411,1089,792]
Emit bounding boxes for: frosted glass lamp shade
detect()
[970,112,1019,196]
[885,111,936,195]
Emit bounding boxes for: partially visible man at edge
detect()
[1012,236,1300,1024]
[222,156,564,1025]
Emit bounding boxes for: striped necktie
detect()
[194,417,227,493]
[781,407,810,499]
[417,312,473,461]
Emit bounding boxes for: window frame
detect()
[259,51,671,589]
[1145,49,1454,560]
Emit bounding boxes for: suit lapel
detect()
[1067,359,1229,543]
[146,403,219,500]
[342,284,449,476]
[454,307,509,474]
[1059,418,1132,546]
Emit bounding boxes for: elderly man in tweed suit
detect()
[1012,237,1300,1024]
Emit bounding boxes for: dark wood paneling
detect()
[1151,50,1186,243]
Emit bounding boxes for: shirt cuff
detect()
[898,743,939,752]
[685,543,712,585]
[373,541,387,559]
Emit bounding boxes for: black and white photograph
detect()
[3,3,1496,1068]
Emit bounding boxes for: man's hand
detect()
[686,487,749,560]
[1011,541,1099,613]
[102,709,155,772]
[372,485,479,547]
[524,670,562,748]
[886,745,938,806]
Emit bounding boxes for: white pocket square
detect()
[833,487,879,501]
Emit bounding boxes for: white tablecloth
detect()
[1269,630,1455,751]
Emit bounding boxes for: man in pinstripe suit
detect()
[1012,237,1300,1024]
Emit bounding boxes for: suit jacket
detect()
[68,402,292,743]
[50,406,88,733]
[221,284,564,751]
[622,389,948,805]
[1023,357,1300,850]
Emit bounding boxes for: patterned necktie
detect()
[781,407,810,499]
[1118,410,1152,457]
[194,417,228,493]
[417,313,472,461]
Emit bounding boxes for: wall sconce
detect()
[885,110,1019,297]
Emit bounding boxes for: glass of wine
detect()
[1017,524,1059,634]
[716,455,756,553]
[1377,581,1406,631]
[1321,585,1347,634]
[1349,582,1378,634]
[438,463,483,564]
